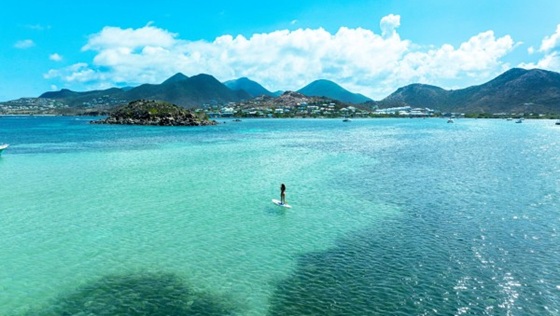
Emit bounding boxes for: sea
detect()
[1,116,559,315]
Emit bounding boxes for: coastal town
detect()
[2,94,553,120]
[0,92,441,118]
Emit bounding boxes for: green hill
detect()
[91,99,216,126]
[298,79,372,104]
[124,74,251,107]
[378,68,560,113]
[223,77,275,97]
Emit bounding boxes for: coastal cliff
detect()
[91,99,216,126]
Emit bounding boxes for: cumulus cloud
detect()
[519,52,560,71]
[82,25,178,52]
[45,15,518,99]
[380,14,400,38]
[519,24,560,72]
[540,24,560,52]
[398,31,513,80]
[49,53,63,61]
[14,39,35,49]
[44,63,101,83]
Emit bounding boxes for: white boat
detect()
[555,120,560,126]
[447,119,454,123]
[0,144,8,156]
[343,117,352,122]
[515,118,523,123]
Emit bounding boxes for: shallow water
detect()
[1,117,559,315]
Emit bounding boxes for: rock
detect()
[91,100,217,126]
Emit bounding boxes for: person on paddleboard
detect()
[280,183,286,205]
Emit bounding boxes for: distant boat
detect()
[447,118,454,123]
[0,144,9,156]
[343,117,352,122]
[515,118,523,123]
[555,120,560,125]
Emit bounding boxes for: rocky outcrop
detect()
[91,99,217,126]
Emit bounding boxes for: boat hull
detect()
[0,144,9,155]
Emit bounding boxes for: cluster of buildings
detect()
[209,102,437,118]
[372,106,436,117]
[0,98,67,115]
[208,101,370,118]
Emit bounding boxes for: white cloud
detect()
[14,39,35,49]
[49,53,63,61]
[398,31,513,80]
[44,63,103,83]
[540,24,560,52]
[380,14,400,38]
[45,15,519,99]
[519,52,560,71]
[82,25,177,52]
[519,24,560,72]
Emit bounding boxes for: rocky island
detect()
[91,99,217,126]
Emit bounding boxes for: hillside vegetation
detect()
[91,100,216,126]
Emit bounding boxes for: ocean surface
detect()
[1,116,559,315]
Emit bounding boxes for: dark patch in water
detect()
[267,211,558,315]
[268,226,432,315]
[27,272,239,316]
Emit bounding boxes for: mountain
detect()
[448,68,560,113]
[378,68,560,113]
[161,72,189,85]
[30,68,560,114]
[125,74,251,107]
[297,79,372,104]
[40,88,81,99]
[376,84,449,109]
[39,87,125,108]
[38,73,251,108]
[39,87,123,100]
[223,77,275,97]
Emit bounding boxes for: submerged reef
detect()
[27,272,238,316]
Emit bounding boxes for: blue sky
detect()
[1,0,560,101]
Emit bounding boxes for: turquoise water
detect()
[1,116,560,315]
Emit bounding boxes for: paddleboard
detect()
[272,199,292,208]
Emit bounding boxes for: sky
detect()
[1,0,560,101]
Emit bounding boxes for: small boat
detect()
[515,118,523,123]
[0,144,9,156]
[555,120,560,126]
[447,119,454,123]
[343,117,352,122]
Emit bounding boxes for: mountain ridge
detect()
[298,79,372,104]
[377,68,560,113]
[223,77,275,97]
[27,68,560,114]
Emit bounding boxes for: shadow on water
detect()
[267,211,556,316]
[264,205,289,217]
[25,272,239,316]
[267,223,438,315]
